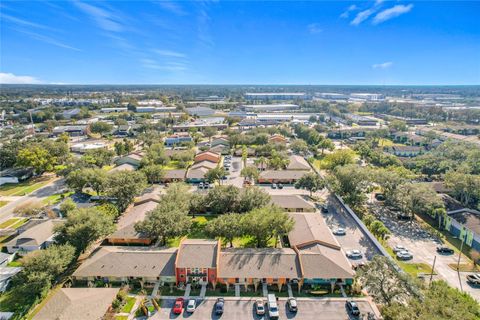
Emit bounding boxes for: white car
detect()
[346,250,363,259]
[333,228,346,236]
[393,244,407,253]
[186,299,196,313]
[396,250,413,260]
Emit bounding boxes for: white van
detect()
[267,294,279,319]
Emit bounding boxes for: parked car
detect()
[172,298,184,315]
[396,250,413,260]
[397,213,412,221]
[321,205,329,213]
[393,244,407,253]
[198,182,204,189]
[466,274,480,285]
[255,299,265,315]
[271,183,277,189]
[287,298,298,312]
[186,299,196,313]
[333,228,346,236]
[215,298,224,315]
[346,300,360,316]
[204,182,210,189]
[267,294,279,319]
[437,246,454,254]
[346,250,363,259]
[277,183,284,189]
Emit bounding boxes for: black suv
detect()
[346,300,360,316]
[436,246,454,254]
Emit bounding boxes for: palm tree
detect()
[254,156,268,171]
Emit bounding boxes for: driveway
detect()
[154,297,380,320]
[223,156,244,188]
[0,177,65,223]
[369,203,480,301]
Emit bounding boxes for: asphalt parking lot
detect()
[154,297,379,320]
[322,196,381,263]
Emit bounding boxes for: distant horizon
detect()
[1,83,479,87]
[1,1,479,85]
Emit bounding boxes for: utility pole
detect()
[457,235,465,292]
[429,255,437,285]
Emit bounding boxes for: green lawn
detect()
[115,316,128,320]
[121,297,136,313]
[0,178,52,197]
[0,201,8,208]
[378,138,405,147]
[167,216,215,247]
[0,218,27,229]
[42,191,74,205]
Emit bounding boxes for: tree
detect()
[203,127,217,142]
[382,280,480,320]
[0,140,21,170]
[236,187,271,213]
[16,146,55,174]
[204,185,240,214]
[322,149,356,170]
[135,202,191,246]
[106,171,147,212]
[96,202,120,219]
[59,198,76,216]
[290,139,308,155]
[317,138,335,155]
[329,164,372,207]
[389,119,408,132]
[240,165,259,182]
[66,169,89,193]
[254,156,268,171]
[89,121,113,135]
[141,164,165,184]
[54,207,116,253]
[269,151,290,170]
[81,149,114,168]
[205,213,243,247]
[445,170,480,207]
[85,168,108,195]
[356,256,420,306]
[142,143,168,166]
[393,183,444,220]
[373,167,413,204]
[241,206,294,248]
[295,172,326,196]
[205,167,227,185]
[369,220,390,240]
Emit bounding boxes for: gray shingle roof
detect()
[32,288,119,320]
[107,200,158,240]
[176,239,219,269]
[73,246,177,278]
[270,195,315,210]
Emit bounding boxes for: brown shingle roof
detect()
[270,195,315,211]
[6,219,62,248]
[107,200,158,240]
[218,248,302,279]
[288,213,340,249]
[32,288,119,320]
[163,169,186,180]
[176,239,219,269]
[286,155,311,170]
[259,170,309,180]
[73,246,177,278]
[298,244,354,279]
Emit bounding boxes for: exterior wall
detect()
[6,244,42,254]
[115,158,141,167]
[0,177,19,185]
[258,177,298,184]
[176,267,187,284]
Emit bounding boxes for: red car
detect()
[172,297,184,315]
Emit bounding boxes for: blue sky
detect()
[1,1,479,85]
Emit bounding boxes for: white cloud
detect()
[307,23,323,34]
[373,4,414,25]
[340,4,357,18]
[154,49,186,58]
[156,0,186,16]
[0,72,43,84]
[1,13,53,30]
[351,8,376,26]
[372,61,393,69]
[13,28,81,51]
[74,1,123,32]
[140,59,187,72]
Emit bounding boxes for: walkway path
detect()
[262,283,268,297]
[287,283,293,298]
[184,283,191,299]
[235,284,240,297]
[151,281,161,298]
[200,284,207,298]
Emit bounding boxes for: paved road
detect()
[154,297,379,320]
[322,197,381,264]
[387,234,480,301]
[0,177,65,223]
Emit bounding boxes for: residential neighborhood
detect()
[1,87,480,319]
